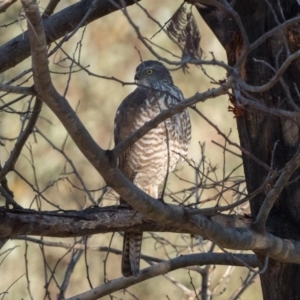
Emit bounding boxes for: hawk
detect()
[114,60,191,277]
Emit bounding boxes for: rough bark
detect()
[198,1,300,299]
[0,206,251,238]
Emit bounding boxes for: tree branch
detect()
[0,205,298,266]
[0,83,35,95]
[235,49,300,93]
[0,0,138,74]
[0,97,42,182]
[253,154,300,231]
[42,0,61,18]
[0,206,250,238]
[65,253,257,300]
[0,0,16,13]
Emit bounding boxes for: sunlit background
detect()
[0,0,261,299]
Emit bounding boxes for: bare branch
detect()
[254,154,300,231]
[236,49,300,93]
[191,106,275,174]
[0,0,139,74]
[42,0,61,18]
[0,206,250,238]
[0,0,17,13]
[65,253,257,300]
[0,205,298,267]
[0,186,22,209]
[0,98,42,182]
[0,83,35,95]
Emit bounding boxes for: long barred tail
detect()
[122,232,143,278]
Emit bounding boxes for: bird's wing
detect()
[114,87,148,181]
[114,87,148,145]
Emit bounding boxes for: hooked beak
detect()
[134,72,141,81]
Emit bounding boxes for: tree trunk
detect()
[198,1,300,299]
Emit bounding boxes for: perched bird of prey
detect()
[114,60,191,277]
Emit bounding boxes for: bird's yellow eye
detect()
[147,69,153,75]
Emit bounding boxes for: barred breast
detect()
[115,85,191,195]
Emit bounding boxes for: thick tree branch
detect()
[0,206,251,238]
[0,0,16,13]
[0,206,299,266]
[66,253,258,300]
[0,0,138,74]
[0,206,186,237]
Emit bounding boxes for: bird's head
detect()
[134,60,173,87]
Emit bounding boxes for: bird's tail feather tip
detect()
[121,232,142,278]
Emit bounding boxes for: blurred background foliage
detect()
[0,0,261,299]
